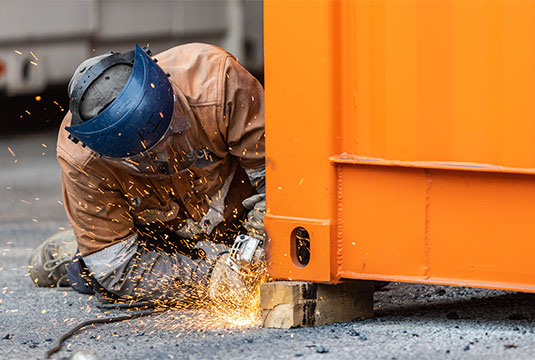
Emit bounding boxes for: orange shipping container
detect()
[264,0,535,292]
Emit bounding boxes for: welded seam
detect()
[336,165,344,278]
[424,170,432,278]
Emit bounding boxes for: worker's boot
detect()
[28,229,77,287]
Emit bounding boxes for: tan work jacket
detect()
[57,43,265,256]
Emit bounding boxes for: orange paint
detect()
[264,0,535,292]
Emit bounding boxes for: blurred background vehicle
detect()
[0,0,264,133]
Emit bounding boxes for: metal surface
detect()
[264,0,535,291]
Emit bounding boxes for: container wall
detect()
[346,0,535,168]
[265,0,535,291]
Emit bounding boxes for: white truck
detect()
[0,0,263,96]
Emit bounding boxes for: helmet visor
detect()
[105,95,197,177]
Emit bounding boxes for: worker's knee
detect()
[82,235,213,303]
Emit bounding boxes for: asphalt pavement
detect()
[1,132,535,360]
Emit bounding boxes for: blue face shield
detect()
[106,94,199,178]
[66,45,176,159]
[65,44,200,178]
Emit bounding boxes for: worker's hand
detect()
[242,194,266,239]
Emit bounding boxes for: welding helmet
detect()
[66,44,197,177]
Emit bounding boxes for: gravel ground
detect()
[1,132,535,360]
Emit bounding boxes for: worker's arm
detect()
[220,55,265,194]
[58,155,211,302]
[58,155,133,256]
[219,56,266,239]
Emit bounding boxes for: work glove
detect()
[242,193,266,239]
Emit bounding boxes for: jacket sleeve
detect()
[220,55,265,170]
[58,155,135,257]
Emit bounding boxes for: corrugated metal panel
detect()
[347,1,535,169]
[265,0,535,292]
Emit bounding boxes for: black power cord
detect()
[45,307,164,359]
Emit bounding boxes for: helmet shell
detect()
[66,45,174,158]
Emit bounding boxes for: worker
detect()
[28,43,266,304]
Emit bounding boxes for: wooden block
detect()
[260,281,314,310]
[261,280,374,328]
